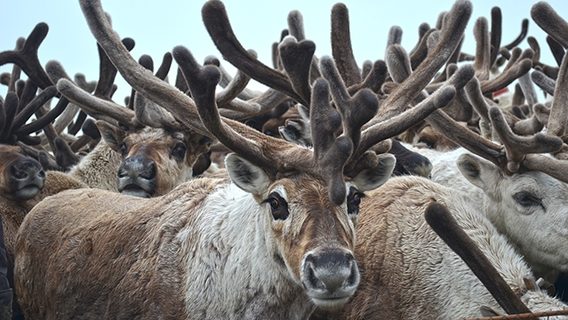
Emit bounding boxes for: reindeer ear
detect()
[225,153,271,195]
[351,153,396,192]
[457,153,501,190]
[96,120,126,153]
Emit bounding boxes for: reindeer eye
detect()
[263,192,289,220]
[119,143,128,156]
[513,191,544,210]
[347,187,365,215]
[171,142,187,161]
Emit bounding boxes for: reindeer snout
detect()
[118,156,156,180]
[8,159,45,200]
[117,156,156,197]
[301,248,359,309]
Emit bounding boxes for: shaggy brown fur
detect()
[15,177,221,320]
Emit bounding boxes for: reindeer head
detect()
[0,145,45,200]
[97,121,210,197]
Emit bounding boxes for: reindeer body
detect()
[336,176,567,319]
[15,170,363,320]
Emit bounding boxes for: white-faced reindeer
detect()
[14,0,460,318]
[370,0,568,286]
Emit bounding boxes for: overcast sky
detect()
[1,0,567,100]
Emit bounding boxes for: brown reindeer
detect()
[14,0,460,318]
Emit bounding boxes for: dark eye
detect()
[513,191,544,210]
[171,142,187,161]
[119,142,128,156]
[347,187,365,215]
[263,192,289,220]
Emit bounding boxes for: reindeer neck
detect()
[178,182,313,320]
[68,141,122,190]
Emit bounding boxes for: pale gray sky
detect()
[1,1,567,100]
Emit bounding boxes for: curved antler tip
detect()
[55,78,73,92]
[331,2,348,12]
[202,0,225,13]
[122,37,135,50]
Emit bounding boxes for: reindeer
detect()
[13,0,463,318]
[322,175,568,320]
[0,87,87,319]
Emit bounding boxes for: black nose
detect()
[9,159,45,182]
[118,155,156,180]
[302,249,359,294]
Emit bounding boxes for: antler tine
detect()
[527,37,541,66]
[68,111,88,135]
[175,45,313,177]
[17,94,69,137]
[216,61,252,106]
[504,19,529,50]
[320,56,378,155]
[480,50,532,95]
[489,7,502,69]
[287,10,305,41]
[310,78,353,205]
[79,0,210,137]
[11,85,58,131]
[409,27,435,70]
[0,23,53,89]
[287,10,322,84]
[347,59,388,94]
[201,0,306,105]
[370,0,472,124]
[531,1,568,48]
[278,36,315,105]
[7,38,25,92]
[94,38,135,99]
[425,202,536,318]
[546,36,565,67]
[57,79,137,128]
[0,98,5,134]
[331,3,361,88]
[473,17,491,81]
[531,70,555,96]
[155,52,173,81]
[511,105,545,136]
[489,106,562,173]
[386,44,412,83]
[547,48,568,139]
[0,92,20,141]
[465,77,492,138]
[517,73,538,108]
[387,26,403,49]
[205,55,261,100]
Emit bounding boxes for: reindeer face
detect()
[225,154,362,309]
[492,171,568,272]
[99,123,210,197]
[0,145,45,200]
[458,153,568,273]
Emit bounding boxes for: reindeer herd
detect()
[1,0,568,319]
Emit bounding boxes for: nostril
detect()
[347,261,358,287]
[306,262,325,290]
[38,170,46,179]
[117,166,128,178]
[10,165,29,180]
[142,162,156,179]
